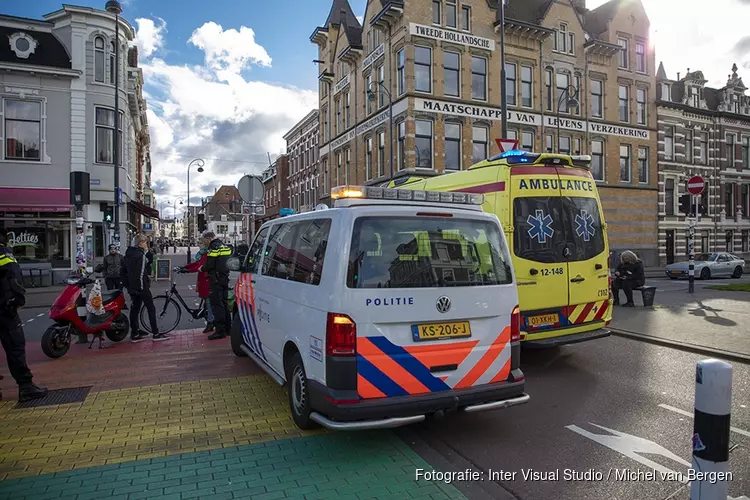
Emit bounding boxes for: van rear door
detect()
[343,208,518,399]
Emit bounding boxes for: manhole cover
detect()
[14,386,92,409]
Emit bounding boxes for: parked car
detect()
[664,252,745,280]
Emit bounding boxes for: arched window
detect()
[94,36,105,82]
[109,41,116,84]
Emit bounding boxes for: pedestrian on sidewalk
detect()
[98,244,123,290]
[121,233,168,342]
[178,233,215,333]
[202,232,231,340]
[0,235,48,402]
[612,250,645,307]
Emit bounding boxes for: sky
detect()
[6,0,750,219]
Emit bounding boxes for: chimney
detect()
[677,72,680,80]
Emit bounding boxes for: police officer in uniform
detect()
[201,231,232,340]
[0,235,48,402]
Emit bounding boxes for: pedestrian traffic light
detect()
[103,206,113,223]
[197,213,206,232]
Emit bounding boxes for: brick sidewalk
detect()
[0,330,464,499]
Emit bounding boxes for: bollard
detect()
[690,359,732,500]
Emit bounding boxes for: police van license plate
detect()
[528,314,558,328]
[413,321,471,341]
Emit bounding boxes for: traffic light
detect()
[102,205,113,223]
[197,213,206,232]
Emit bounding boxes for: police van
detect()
[231,185,529,430]
[388,150,612,348]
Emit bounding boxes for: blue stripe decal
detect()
[238,301,258,353]
[356,355,409,397]
[367,336,451,392]
[249,310,266,360]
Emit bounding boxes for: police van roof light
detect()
[330,185,484,206]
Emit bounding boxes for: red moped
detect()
[41,274,130,358]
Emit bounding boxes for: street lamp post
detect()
[105,0,122,248]
[556,84,580,153]
[186,158,205,263]
[499,0,508,138]
[366,82,394,181]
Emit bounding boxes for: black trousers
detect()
[129,289,158,335]
[0,312,33,386]
[105,277,122,290]
[209,275,230,334]
[612,278,644,304]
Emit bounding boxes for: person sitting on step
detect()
[612,250,645,307]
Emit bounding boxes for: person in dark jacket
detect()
[202,232,231,340]
[612,250,646,307]
[120,233,167,342]
[100,244,123,290]
[0,236,48,402]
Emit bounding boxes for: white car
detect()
[230,185,529,430]
[664,252,745,280]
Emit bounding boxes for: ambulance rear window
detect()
[346,216,512,288]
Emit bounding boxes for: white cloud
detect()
[356,15,364,24]
[188,22,272,74]
[133,17,166,58]
[138,20,315,214]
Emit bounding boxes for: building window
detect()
[397,121,405,170]
[95,107,123,165]
[335,99,341,135]
[377,65,385,108]
[521,66,532,108]
[521,131,534,152]
[636,42,646,73]
[545,69,553,111]
[743,136,750,169]
[619,144,631,182]
[638,146,649,183]
[432,0,441,24]
[4,99,41,161]
[322,108,328,142]
[397,49,405,95]
[444,51,460,97]
[446,0,457,28]
[574,137,581,154]
[726,231,734,252]
[742,184,749,220]
[445,122,461,171]
[109,41,116,85]
[336,152,342,186]
[378,131,385,178]
[344,92,350,129]
[461,5,470,31]
[554,23,568,53]
[366,137,373,180]
[505,62,516,106]
[591,140,604,181]
[365,73,373,114]
[415,120,432,169]
[415,46,432,93]
[471,126,488,164]
[573,75,581,115]
[664,126,674,160]
[545,134,553,153]
[559,136,571,154]
[743,230,749,252]
[506,130,517,141]
[345,148,351,184]
[636,88,647,125]
[685,129,693,163]
[618,85,629,122]
[94,36,105,83]
[727,134,736,167]
[699,132,708,164]
[556,73,570,113]
[665,179,675,216]
[618,37,629,69]
[725,184,735,217]
[591,80,604,118]
[471,56,487,101]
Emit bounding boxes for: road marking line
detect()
[658,403,750,438]
[27,318,34,322]
[37,313,44,317]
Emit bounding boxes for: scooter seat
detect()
[101,290,122,304]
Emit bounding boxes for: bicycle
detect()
[139,267,206,334]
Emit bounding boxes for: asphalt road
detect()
[403,334,750,500]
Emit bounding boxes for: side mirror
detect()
[227,257,241,272]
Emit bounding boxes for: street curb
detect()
[610,328,750,365]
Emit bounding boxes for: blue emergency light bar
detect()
[280,208,295,217]
[488,150,541,164]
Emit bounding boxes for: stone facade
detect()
[656,64,750,265]
[259,155,290,224]
[283,110,320,213]
[312,0,660,265]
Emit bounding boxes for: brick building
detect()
[203,185,243,244]
[283,110,321,211]
[259,155,290,224]
[656,64,750,265]
[312,0,660,264]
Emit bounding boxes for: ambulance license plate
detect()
[413,321,471,341]
[527,314,558,327]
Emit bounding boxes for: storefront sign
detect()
[142,223,153,231]
[356,109,390,136]
[330,129,357,150]
[362,44,385,70]
[90,179,101,185]
[409,23,495,51]
[320,99,409,156]
[413,98,651,139]
[6,230,39,247]
[334,74,351,95]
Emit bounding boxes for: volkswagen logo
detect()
[436,296,451,313]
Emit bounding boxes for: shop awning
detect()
[0,187,71,212]
[129,200,160,219]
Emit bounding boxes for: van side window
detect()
[290,219,331,285]
[245,226,269,274]
[262,223,298,280]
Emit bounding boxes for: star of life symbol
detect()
[527,210,554,244]
[575,209,596,242]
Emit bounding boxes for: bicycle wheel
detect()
[140,295,181,334]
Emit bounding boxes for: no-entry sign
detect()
[687,176,705,195]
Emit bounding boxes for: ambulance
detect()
[230,186,529,430]
[388,150,612,347]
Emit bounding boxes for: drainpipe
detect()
[539,44,545,150]
[584,49,590,153]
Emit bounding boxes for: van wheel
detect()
[230,311,246,357]
[287,352,317,430]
